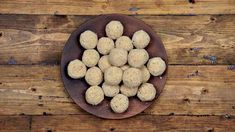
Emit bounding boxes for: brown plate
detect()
[61,14,168,119]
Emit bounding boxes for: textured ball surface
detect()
[85,86,104,105]
[67,59,87,79]
[79,30,98,49]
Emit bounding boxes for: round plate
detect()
[61,14,168,119]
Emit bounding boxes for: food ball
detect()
[82,49,100,67]
[137,83,156,101]
[105,21,124,39]
[97,37,114,55]
[128,49,149,68]
[79,30,98,49]
[85,86,104,105]
[110,94,129,113]
[123,68,142,87]
[120,85,138,97]
[85,67,103,86]
[102,82,119,97]
[120,65,130,71]
[147,57,166,76]
[67,59,87,79]
[115,36,133,51]
[109,48,128,67]
[140,66,150,83]
[132,30,150,49]
[104,66,123,85]
[98,55,111,72]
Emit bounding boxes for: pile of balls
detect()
[67,20,166,113]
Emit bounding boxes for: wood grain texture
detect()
[0,116,30,132]
[31,115,235,132]
[0,0,235,15]
[0,65,234,116]
[0,15,234,65]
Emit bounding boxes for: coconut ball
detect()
[97,37,114,55]
[110,94,129,113]
[140,66,150,83]
[105,21,124,39]
[137,83,156,101]
[79,30,98,49]
[109,48,128,67]
[104,66,123,85]
[147,57,166,76]
[132,30,150,49]
[120,85,138,97]
[115,36,133,51]
[85,86,104,105]
[82,49,100,67]
[98,55,111,72]
[123,68,142,87]
[67,59,87,79]
[128,49,149,68]
[120,65,130,71]
[102,82,119,97]
[85,67,103,86]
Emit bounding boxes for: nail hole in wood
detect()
[183,98,190,103]
[38,95,42,99]
[38,104,43,107]
[188,0,195,4]
[110,128,115,131]
[43,112,47,115]
[47,130,52,132]
[0,32,2,37]
[0,82,2,85]
[232,106,235,109]
[208,128,214,132]
[31,88,37,92]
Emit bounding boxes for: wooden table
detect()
[0,1,235,131]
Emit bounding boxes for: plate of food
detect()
[61,14,168,119]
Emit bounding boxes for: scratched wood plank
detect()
[0,0,235,15]
[0,65,234,116]
[31,115,235,132]
[0,15,234,65]
[0,116,30,132]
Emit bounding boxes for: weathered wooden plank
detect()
[0,0,235,15]
[0,65,234,116]
[0,15,234,65]
[0,116,30,132]
[31,115,235,132]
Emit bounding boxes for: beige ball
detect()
[137,83,156,101]
[82,49,100,67]
[85,67,103,86]
[120,65,130,71]
[67,59,87,79]
[120,85,138,97]
[85,86,104,105]
[104,66,123,85]
[110,94,129,113]
[140,66,150,83]
[79,30,98,49]
[109,48,128,67]
[102,82,119,97]
[105,21,124,39]
[132,30,150,49]
[128,49,149,68]
[97,37,114,55]
[123,68,142,87]
[147,57,166,76]
[98,55,111,72]
[115,36,133,51]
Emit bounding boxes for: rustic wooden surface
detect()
[0,0,235,131]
